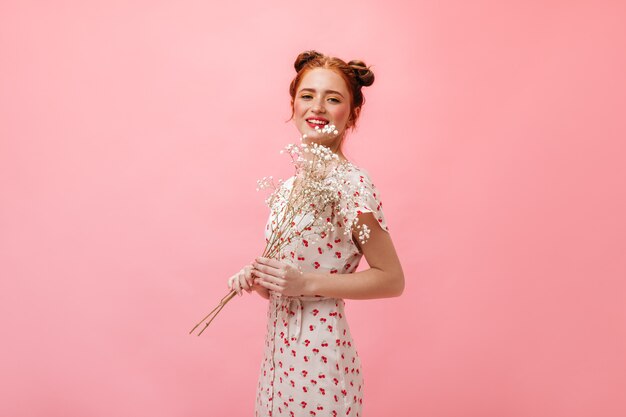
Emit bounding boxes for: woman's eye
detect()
[301,94,313,99]
[328,97,341,103]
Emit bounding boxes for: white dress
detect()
[255,163,389,417]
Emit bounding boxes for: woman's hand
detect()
[227,264,269,298]
[252,257,308,297]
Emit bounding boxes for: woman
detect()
[228,50,404,417]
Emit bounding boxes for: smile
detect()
[306,118,329,127]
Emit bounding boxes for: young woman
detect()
[228,50,404,417]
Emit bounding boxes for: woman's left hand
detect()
[252,257,308,297]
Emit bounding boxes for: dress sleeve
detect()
[353,169,389,233]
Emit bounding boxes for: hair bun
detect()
[348,60,375,87]
[294,50,324,72]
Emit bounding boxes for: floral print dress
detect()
[255,163,389,417]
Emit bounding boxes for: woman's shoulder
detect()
[340,160,389,231]
[341,161,376,186]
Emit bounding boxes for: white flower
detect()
[257,138,373,259]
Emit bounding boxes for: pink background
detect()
[1,1,625,416]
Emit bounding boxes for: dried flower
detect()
[190,128,374,335]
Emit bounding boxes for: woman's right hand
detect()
[227,264,269,299]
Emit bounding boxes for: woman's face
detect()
[293,68,352,151]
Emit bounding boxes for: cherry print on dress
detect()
[256,166,386,417]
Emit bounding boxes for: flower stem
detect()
[189,289,237,336]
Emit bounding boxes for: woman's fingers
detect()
[227,266,266,296]
[239,271,251,291]
[232,272,243,295]
[256,277,283,293]
[256,257,283,269]
[228,262,293,296]
[228,266,266,296]
[253,262,283,278]
[244,266,254,287]
[253,270,286,287]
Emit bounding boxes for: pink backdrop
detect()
[1,1,625,416]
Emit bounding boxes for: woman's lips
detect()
[306,119,329,129]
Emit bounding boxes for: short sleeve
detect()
[352,168,389,233]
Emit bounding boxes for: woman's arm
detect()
[304,213,404,299]
[253,213,404,300]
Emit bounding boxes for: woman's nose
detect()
[312,99,326,113]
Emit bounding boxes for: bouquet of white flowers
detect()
[190,125,371,336]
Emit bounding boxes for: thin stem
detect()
[189,290,237,335]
